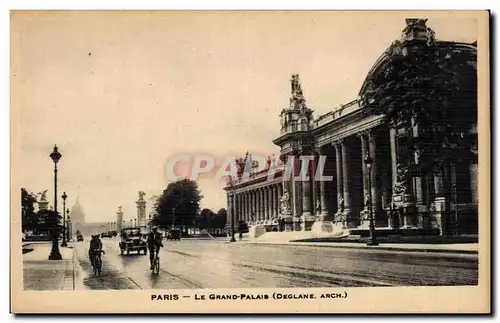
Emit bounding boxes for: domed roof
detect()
[358,19,477,99]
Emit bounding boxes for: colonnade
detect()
[229,183,284,224]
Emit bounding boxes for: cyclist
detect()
[147,226,163,270]
[88,232,105,268]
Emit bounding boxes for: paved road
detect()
[73,237,478,290]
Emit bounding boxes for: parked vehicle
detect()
[101,231,112,238]
[166,229,181,241]
[119,228,148,255]
[77,233,84,242]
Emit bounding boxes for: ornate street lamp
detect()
[364,153,378,246]
[61,192,68,247]
[66,209,71,241]
[49,145,62,260]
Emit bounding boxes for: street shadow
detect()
[149,271,160,288]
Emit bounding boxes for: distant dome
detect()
[69,197,86,224]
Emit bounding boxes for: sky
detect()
[11,11,479,223]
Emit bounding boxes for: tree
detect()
[153,179,202,229]
[360,36,477,176]
[215,208,228,229]
[197,208,214,231]
[21,188,38,230]
[37,208,61,232]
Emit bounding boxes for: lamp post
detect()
[49,145,62,260]
[364,153,378,246]
[61,192,68,247]
[66,209,71,241]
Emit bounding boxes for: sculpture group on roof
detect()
[289,74,308,115]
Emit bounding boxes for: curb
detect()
[22,242,51,248]
[247,242,478,255]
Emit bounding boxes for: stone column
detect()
[116,207,124,231]
[260,189,265,221]
[261,188,265,221]
[273,186,276,219]
[255,189,259,221]
[358,132,370,227]
[254,189,259,221]
[239,193,243,223]
[311,150,335,234]
[255,190,259,222]
[242,193,246,222]
[300,155,315,231]
[240,193,244,222]
[333,141,343,225]
[389,127,398,195]
[433,168,447,235]
[252,191,256,221]
[319,172,328,220]
[254,190,258,221]
[270,186,275,218]
[226,193,232,233]
[341,139,352,227]
[247,192,251,222]
[247,191,251,223]
[267,187,271,219]
[234,194,238,224]
[272,186,275,217]
[278,185,282,216]
[368,130,383,226]
[238,193,243,223]
[136,197,147,228]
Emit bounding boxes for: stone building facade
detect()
[224,19,478,237]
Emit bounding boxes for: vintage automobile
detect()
[166,229,181,241]
[119,228,148,255]
[76,233,84,242]
[101,231,113,238]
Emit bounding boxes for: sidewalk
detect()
[247,240,478,254]
[23,243,79,290]
[228,233,479,255]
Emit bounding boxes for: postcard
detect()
[10,10,490,314]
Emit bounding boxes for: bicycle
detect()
[91,249,104,276]
[150,247,160,274]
